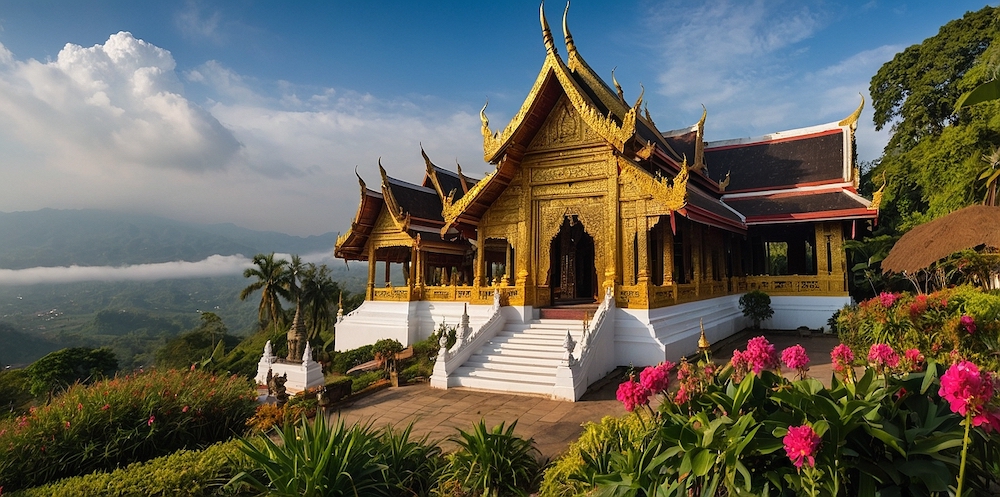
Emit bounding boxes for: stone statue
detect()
[269,372,289,407]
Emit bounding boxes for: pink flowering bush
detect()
[615,376,651,413]
[868,343,900,373]
[576,337,1000,497]
[837,286,1000,370]
[783,425,821,469]
[781,344,810,379]
[831,343,855,376]
[0,368,256,492]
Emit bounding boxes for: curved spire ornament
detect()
[540,2,557,55]
[562,1,577,58]
[839,93,865,130]
[612,67,625,103]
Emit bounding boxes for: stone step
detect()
[454,366,556,383]
[447,375,555,395]
[476,344,565,359]
[461,358,555,375]
[463,354,562,368]
[481,340,566,353]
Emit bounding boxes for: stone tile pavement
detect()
[326,331,843,460]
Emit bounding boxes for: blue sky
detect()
[0,1,993,237]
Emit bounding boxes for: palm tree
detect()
[299,263,340,341]
[239,253,292,330]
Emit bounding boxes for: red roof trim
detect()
[705,128,842,152]
[744,208,877,224]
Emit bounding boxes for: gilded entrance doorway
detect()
[549,215,597,304]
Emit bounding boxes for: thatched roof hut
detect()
[881,205,1000,274]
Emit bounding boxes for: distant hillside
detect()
[0,209,338,269]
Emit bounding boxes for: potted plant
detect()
[739,289,774,329]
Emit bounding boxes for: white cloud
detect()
[0,32,241,173]
[0,33,487,236]
[0,251,340,286]
[0,254,252,285]
[175,1,223,43]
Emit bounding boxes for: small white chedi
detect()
[255,339,324,395]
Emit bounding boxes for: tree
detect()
[298,263,341,341]
[869,6,1000,234]
[25,347,118,399]
[154,312,237,370]
[239,253,292,331]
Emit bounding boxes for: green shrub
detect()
[438,420,543,496]
[0,369,34,421]
[231,416,442,497]
[0,368,257,492]
[329,344,374,374]
[559,336,1000,497]
[11,439,256,497]
[837,286,1000,370]
[739,290,773,329]
[372,338,403,373]
[539,415,652,497]
[351,370,386,393]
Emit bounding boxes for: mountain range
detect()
[0,208,340,269]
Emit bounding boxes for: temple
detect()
[333,5,878,400]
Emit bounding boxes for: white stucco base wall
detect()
[766,296,852,331]
[334,300,502,351]
[615,295,747,367]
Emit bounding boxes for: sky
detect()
[0,0,994,239]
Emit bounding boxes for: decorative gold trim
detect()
[869,171,886,211]
[619,157,688,212]
[612,67,625,104]
[718,171,731,191]
[562,1,576,58]
[692,105,707,173]
[421,146,456,207]
[335,168,370,250]
[378,158,410,231]
[635,140,655,161]
[440,166,499,236]
[838,94,864,130]
[456,161,471,193]
[540,2,557,55]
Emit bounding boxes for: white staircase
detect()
[448,318,586,396]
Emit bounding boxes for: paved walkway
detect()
[327,331,843,460]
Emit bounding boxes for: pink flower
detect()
[101,404,110,411]
[781,344,810,372]
[639,362,674,394]
[903,348,925,371]
[960,315,976,334]
[783,425,821,469]
[65,421,70,429]
[877,292,899,308]
[674,386,690,404]
[868,343,900,369]
[147,415,155,427]
[939,361,994,418]
[743,336,778,374]
[182,405,190,413]
[616,377,651,412]
[77,403,83,411]
[831,344,854,374]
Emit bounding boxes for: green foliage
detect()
[351,370,386,393]
[0,369,34,420]
[868,6,1000,235]
[372,338,404,373]
[230,416,442,497]
[557,343,1000,497]
[540,415,652,497]
[0,368,257,492]
[438,420,543,496]
[433,321,459,351]
[838,286,1000,370]
[155,312,241,370]
[296,262,341,341]
[329,344,375,374]
[24,346,118,397]
[83,309,183,337]
[11,439,256,497]
[738,290,774,329]
[239,252,292,331]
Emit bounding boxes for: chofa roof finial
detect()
[562,1,577,58]
[540,2,557,55]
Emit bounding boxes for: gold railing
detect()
[373,284,524,306]
[744,275,845,296]
[616,274,846,309]
[372,287,411,302]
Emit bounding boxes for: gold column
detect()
[475,234,485,286]
[637,216,650,283]
[662,220,674,284]
[367,243,376,300]
[503,241,512,285]
[692,224,702,297]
